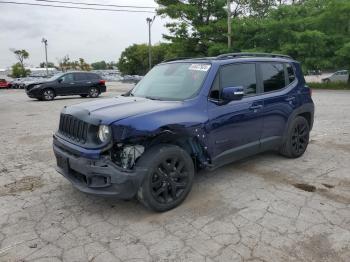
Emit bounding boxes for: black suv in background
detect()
[25,72,106,101]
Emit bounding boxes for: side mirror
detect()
[221,86,244,103]
[57,78,63,83]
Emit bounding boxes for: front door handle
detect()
[69,82,75,85]
[249,104,263,110]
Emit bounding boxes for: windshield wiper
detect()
[145,96,162,101]
[121,91,134,97]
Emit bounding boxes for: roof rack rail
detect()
[163,57,192,62]
[216,52,292,60]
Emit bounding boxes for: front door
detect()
[57,73,75,95]
[207,63,264,166]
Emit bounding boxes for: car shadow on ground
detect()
[58,151,282,216]
[26,96,105,102]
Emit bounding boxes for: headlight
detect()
[98,125,111,142]
[33,84,42,89]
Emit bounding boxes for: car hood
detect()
[63,96,183,125]
[26,80,52,90]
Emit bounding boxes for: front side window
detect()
[60,74,74,83]
[131,62,210,100]
[220,63,257,96]
[261,63,285,92]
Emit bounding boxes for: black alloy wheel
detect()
[280,116,310,158]
[150,157,189,204]
[291,121,309,155]
[88,87,99,98]
[42,89,55,101]
[137,144,194,212]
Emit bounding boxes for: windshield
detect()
[131,62,211,101]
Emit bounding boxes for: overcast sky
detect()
[0,0,169,68]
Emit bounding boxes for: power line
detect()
[35,0,156,9]
[0,1,156,13]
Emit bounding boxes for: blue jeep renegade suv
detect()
[53,53,314,211]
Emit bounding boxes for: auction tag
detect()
[189,64,211,72]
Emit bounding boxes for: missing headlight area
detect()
[111,144,145,169]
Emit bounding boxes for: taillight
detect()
[99,80,106,85]
[305,84,312,96]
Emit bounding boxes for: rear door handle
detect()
[249,105,263,110]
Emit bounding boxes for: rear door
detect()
[258,62,299,150]
[73,73,90,94]
[207,63,264,165]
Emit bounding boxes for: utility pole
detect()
[146,16,155,71]
[42,38,49,76]
[227,0,232,49]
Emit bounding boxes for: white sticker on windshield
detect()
[189,64,211,72]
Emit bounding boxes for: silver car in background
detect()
[322,70,349,83]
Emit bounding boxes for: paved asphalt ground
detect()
[0,83,349,262]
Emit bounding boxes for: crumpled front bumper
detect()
[53,135,147,199]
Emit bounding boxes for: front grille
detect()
[59,114,88,143]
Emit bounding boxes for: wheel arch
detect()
[112,126,210,171]
[282,103,314,143]
[144,130,209,170]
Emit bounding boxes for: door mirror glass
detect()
[221,86,244,102]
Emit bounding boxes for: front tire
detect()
[42,89,55,101]
[137,144,194,212]
[280,116,310,158]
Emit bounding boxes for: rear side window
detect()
[88,73,100,80]
[286,64,296,83]
[261,63,285,92]
[220,63,257,96]
[74,73,87,81]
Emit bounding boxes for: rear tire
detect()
[280,116,310,158]
[137,144,194,212]
[88,87,99,98]
[41,89,55,101]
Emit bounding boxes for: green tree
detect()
[57,55,70,71]
[119,0,350,74]
[40,62,55,68]
[78,58,91,71]
[11,49,29,77]
[91,61,107,70]
[117,43,169,75]
[336,42,350,82]
[156,0,228,57]
[11,63,30,78]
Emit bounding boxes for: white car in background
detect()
[322,70,349,83]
